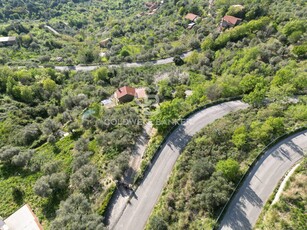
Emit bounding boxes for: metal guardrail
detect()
[214,126,307,229]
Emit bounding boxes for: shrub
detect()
[216,159,240,182]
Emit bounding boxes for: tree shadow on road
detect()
[286,140,305,156]
[221,203,253,230]
[243,185,263,208]
[220,185,260,230]
[271,133,306,161]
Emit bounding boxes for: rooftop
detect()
[116,86,136,99]
[184,13,198,21]
[185,13,199,21]
[4,204,42,230]
[0,37,16,42]
[222,15,242,25]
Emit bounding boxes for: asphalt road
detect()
[219,130,307,230]
[110,101,249,230]
[54,51,194,72]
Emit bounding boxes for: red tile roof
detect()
[116,86,136,99]
[185,13,199,21]
[223,15,242,25]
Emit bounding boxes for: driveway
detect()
[219,130,307,230]
[109,101,249,230]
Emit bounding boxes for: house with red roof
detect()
[220,15,242,29]
[115,86,137,103]
[185,13,199,22]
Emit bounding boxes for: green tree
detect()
[292,45,307,58]
[198,172,233,213]
[272,67,295,86]
[78,48,98,64]
[151,99,183,133]
[243,83,267,107]
[173,55,184,66]
[120,49,130,57]
[42,78,56,92]
[240,75,264,93]
[174,85,186,99]
[227,5,245,18]
[191,158,215,182]
[50,193,105,230]
[158,80,173,100]
[250,117,284,143]
[93,67,109,83]
[34,173,67,197]
[282,20,306,37]
[216,159,240,182]
[21,86,32,102]
[148,215,168,230]
[201,36,214,51]
[70,164,99,192]
[0,146,20,164]
[34,176,52,197]
[232,126,249,150]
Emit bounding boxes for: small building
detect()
[115,86,137,103]
[99,38,111,48]
[135,88,147,100]
[0,37,16,46]
[185,13,199,22]
[101,98,116,109]
[2,204,43,230]
[220,15,242,28]
[231,4,244,10]
[145,2,159,11]
[187,22,196,29]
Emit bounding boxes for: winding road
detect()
[108,100,249,230]
[219,130,307,230]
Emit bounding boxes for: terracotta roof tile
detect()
[185,13,199,21]
[116,86,136,99]
[223,15,242,25]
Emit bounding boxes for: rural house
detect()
[0,37,16,46]
[220,15,242,28]
[185,13,199,22]
[115,86,137,103]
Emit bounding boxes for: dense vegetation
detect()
[1,0,304,66]
[0,65,158,227]
[147,97,307,229]
[255,159,307,230]
[0,0,306,229]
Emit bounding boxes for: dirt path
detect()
[271,162,301,205]
[104,122,153,227]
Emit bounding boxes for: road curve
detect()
[54,51,194,72]
[110,101,249,230]
[219,130,307,230]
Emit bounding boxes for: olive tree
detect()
[50,193,105,230]
[70,164,99,192]
[34,173,67,197]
